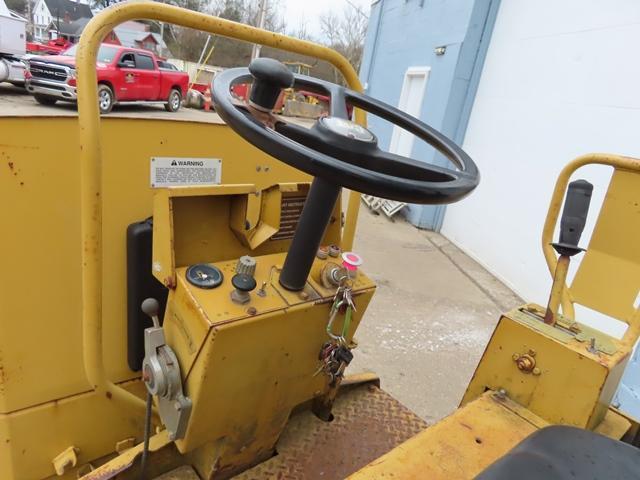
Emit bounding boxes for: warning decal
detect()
[150,157,222,188]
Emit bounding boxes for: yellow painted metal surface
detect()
[0,118,311,409]
[571,168,640,323]
[349,393,634,480]
[541,154,640,346]
[0,116,340,479]
[349,392,544,480]
[1,380,148,480]
[462,305,630,430]
[1,4,371,473]
[162,250,375,475]
[595,408,632,440]
[151,184,342,288]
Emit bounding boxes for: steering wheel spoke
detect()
[369,148,475,183]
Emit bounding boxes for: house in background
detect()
[32,0,91,41]
[48,15,91,43]
[43,18,169,57]
[360,0,640,417]
[110,20,167,56]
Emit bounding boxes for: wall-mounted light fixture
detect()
[435,46,447,56]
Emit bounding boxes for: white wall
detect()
[441,0,640,336]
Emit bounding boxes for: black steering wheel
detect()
[212,58,480,291]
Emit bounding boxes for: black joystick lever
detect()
[552,179,593,257]
[544,179,593,325]
[248,58,294,112]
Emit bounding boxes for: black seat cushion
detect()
[475,425,640,480]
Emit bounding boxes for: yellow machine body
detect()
[1,1,640,478]
[0,116,360,479]
[462,304,630,430]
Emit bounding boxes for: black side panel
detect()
[127,218,168,371]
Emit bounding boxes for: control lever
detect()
[552,179,593,256]
[140,298,192,442]
[544,180,593,325]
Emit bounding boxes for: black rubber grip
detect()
[248,58,294,110]
[559,179,593,248]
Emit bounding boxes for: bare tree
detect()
[289,18,314,42]
[320,4,368,80]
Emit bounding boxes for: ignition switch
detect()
[319,252,363,288]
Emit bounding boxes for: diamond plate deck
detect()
[235,382,428,479]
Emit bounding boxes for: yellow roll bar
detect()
[541,153,640,346]
[76,2,365,410]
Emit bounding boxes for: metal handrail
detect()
[541,153,640,346]
[76,1,365,410]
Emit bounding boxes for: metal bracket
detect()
[142,326,192,441]
[52,446,79,476]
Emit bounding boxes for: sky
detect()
[278,0,372,40]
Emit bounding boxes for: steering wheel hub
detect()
[319,117,376,143]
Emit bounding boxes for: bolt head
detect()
[533,367,541,376]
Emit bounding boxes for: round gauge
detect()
[185,264,224,289]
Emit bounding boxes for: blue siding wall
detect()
[360,0,500,229]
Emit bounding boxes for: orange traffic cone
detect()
[204,87,212,111]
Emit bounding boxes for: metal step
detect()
[235,382,427,479]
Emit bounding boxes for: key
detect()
[342,286,356,312]
[318,341,336,361]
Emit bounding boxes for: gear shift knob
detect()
[248,58,294,111]
[141,298,160,327]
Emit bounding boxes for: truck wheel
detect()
[165,89,182,112]
[34,94,57,106]
[98,84,114,114]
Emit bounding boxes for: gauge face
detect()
[320,117,376,143]
[186,264,223,289]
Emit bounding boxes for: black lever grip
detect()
[554,179,593,256]
[248,58,294,111]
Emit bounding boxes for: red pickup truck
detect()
[26,44,189,114]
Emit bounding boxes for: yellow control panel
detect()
[162,250,375,475]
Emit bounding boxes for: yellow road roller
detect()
[1,3,639,479]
